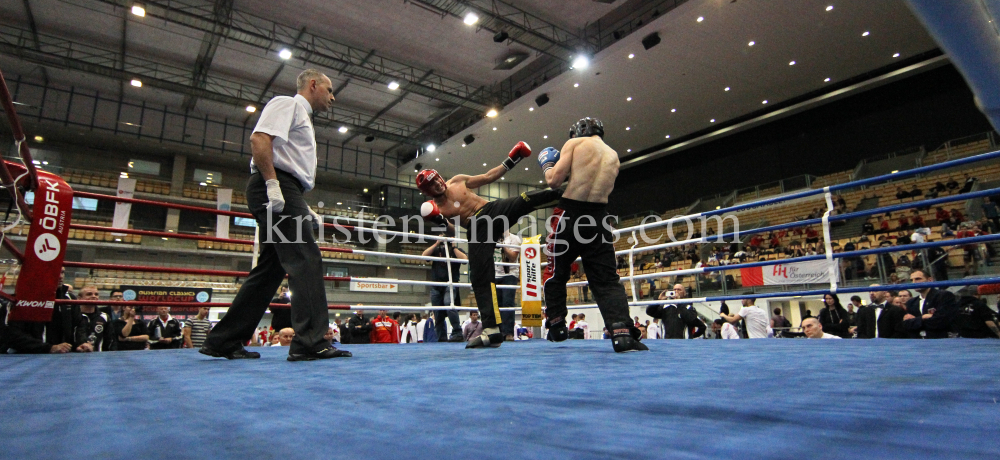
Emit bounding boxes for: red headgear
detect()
[416,169,446,196]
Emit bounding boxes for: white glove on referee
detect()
[265,179,285,213]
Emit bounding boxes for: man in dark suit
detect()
[903,269,959,338]
[855,285,906,338]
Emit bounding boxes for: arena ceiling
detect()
[0,0,944,187]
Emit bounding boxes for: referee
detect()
[200,69,350,361]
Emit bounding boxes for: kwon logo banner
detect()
[520,235,542,327]
[740,260,840,286]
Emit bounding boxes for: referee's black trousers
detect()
[204,169,329,354]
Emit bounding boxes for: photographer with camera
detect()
[646,284,704,339]
[423,234,467,342]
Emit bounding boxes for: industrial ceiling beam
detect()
[0,24,422,146]
[95,0,493,113]
[182,0,235,111]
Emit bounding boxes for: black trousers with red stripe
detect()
[542,198,629,328]
[462,189,562,329]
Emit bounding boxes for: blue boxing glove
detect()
[538,147,561,173]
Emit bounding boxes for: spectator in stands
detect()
[896,213,910,230]
[0,299,72,354]
[462,311,483,342]
[573,313,590,339]
[802,318,841,339]
[330,321,341,343]
[855,286,898,339]
[772,308,790,329]
[648,286,683,339]
[926,184,940,200]
[715,318,740,339]
[749,234,763,252]
[818,293,851,338]
[424,235,466,342]
[847,296,862,327]
[982,197,1000,232]
[114,305,149,350]
[953,286,1000,338]
[862,220,875,235]
[400,314,419,343]
[951,208,965,224]
[148,306,183,349]
[911,210,925,229]
[836,195,847,210]
[347,309,371,344]
[959,173,978,194]
[647,318,663,339]
[74,286,116,352]
[182,306,212,349]
[268,285,292,333]
[958,224,981,276]
[909,184,922,198]
[769,233,781,252]
[272,328,295,347]
[895,187,910,200]
[878,216,890,233]
[370,310,400,344]
[719,296,768,339]
[935,207,950,224]
[946,176,960,193]
[805,227,820,245]
[107,289,124,322]
[903,268,958,338]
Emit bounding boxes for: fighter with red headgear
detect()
[416,141,562,348]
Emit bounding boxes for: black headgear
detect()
[569,117,604,139]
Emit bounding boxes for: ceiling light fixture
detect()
[862,31,870,37]
[493,127,497,131]
[826,5,834,11]
[483,163,487,166]
[529,107,534,112]
[628,53,635,59]
[338,126,349,133]
[697,16,704,22]
[665,135,671,139]
[130,79,142,87]
[573,83,579,88]
[486,108,498,117]
[627,149,631,152]
[571,55,590,70]
[426,144,436,153]
[131,5,145,17]
[464,12,479,25]
[278,48,292,60]
[789,61,796,66]
[245,105,256,113]
[824,77,831,82]
[543,135,548,139]
[33,135,43,142]
[762,100,768,104]
[388,81,400,90]
[625,127,631,131]
[893,52,900,58]
[710,119,716,123]
[748,41,755,46]
[724,87,730,91]
[671,108,676,113]
[626,97,632,101]
[363,188,369,193]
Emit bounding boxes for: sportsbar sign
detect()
[520,235,542,327]
[740,260,840,287]
[11,172,73,322]
[350,281,398,293]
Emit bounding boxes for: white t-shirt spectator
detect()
[494,233,522,278]
[738,305,769,338]
[647,321,663,339]
[809,333,842,339]
[721,322,740,339]
[575,320,589,339]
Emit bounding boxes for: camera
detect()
[666,290,676,298]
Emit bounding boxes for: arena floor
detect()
[2,339,999,459]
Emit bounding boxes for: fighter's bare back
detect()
[547,136,619,203]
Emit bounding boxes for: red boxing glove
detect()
[421,200,447,225]
[502,141,532,170]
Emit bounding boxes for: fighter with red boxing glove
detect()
[415,141,562,349]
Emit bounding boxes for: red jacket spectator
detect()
[935,208,950,222]
[951,209,964,222]
[793,227,804,236]
[912,215,925,227]
[776,229,788,239]
[805,227,819,239]
[770,236,780,247]
[370,314,400,343]
[750,235,763,248]
[897,216,909,228]
[879,219,889,231]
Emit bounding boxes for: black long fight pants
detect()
[204,169,329,355]
[542,198,630,329]
[462,189,562,328]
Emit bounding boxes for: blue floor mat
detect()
[2,339,999,459]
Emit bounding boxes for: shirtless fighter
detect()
[539,117,647,352]
[416,142,563,349]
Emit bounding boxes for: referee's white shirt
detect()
[250,94,317,191]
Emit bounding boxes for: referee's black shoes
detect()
[287,346,352,361]
[199,345,261,359]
